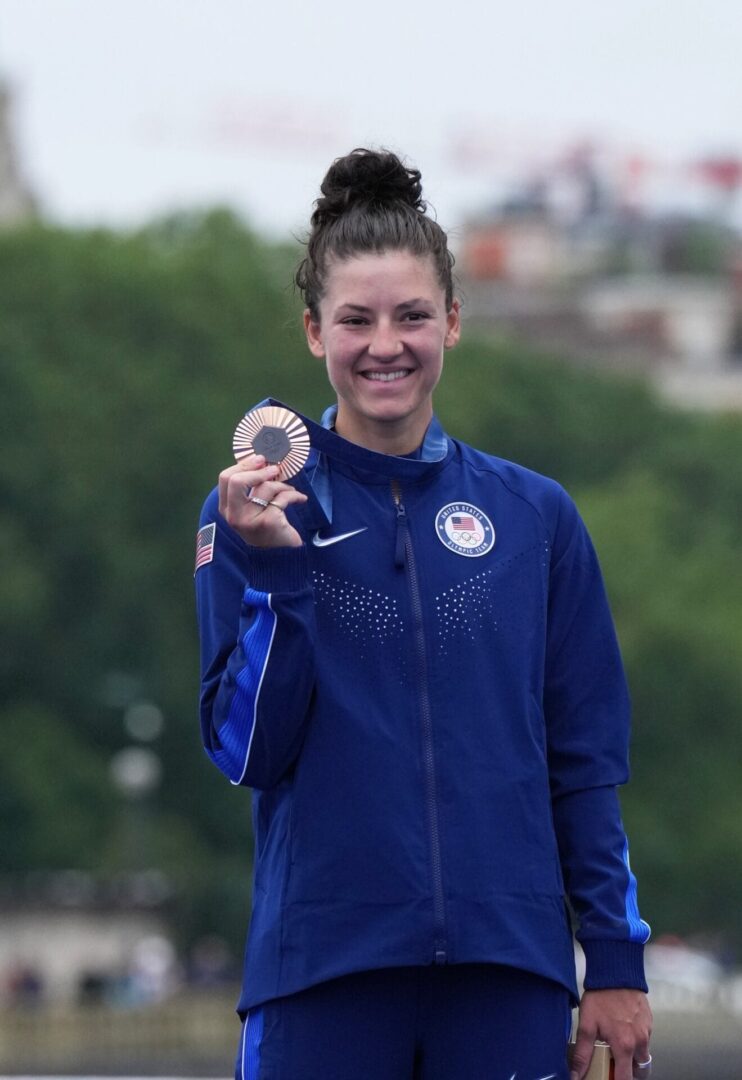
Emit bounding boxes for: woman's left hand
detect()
[570,988,652,1080]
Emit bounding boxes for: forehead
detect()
[322,250,442,305]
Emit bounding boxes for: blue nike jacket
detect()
[195,403,649,1016]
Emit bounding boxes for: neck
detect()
[334,410,430,457]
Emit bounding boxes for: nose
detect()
[368,321,403,360]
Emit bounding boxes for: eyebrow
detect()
[336,298,434,313]
[397,298,434,310]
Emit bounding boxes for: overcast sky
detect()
[1,0,741,238]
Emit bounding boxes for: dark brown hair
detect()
[296,148,454,319]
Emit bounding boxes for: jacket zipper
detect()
[392,480,447,964]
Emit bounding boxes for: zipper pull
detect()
[392,482,407,568]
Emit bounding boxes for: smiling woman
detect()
[195,148,652,1080]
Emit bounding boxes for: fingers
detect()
[569,1024,597,1080]
[571,1039,650,1080]
[242,482,308,519]
[627,1024,652,1080]
[609,996,652,1080]
[612,1038,640,1080]
[260,488,310,512]
[218,453,308,549]
[218,454,278,518]
[632,1052,653,1079]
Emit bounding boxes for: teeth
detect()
[363,370,410,382]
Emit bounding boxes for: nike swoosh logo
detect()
[312,527,368,548]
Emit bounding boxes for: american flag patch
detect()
[194,523,216,573]
[451,515,477,531]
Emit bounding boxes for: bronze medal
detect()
[233,405,311,481]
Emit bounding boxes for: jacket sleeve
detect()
[544,487,650,992]
[195,489,316,791]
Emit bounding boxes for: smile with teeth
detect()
[361,369,412,382]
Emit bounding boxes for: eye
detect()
[340,316,368,326]
[403,311,431,322]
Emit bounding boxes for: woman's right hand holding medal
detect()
[218,454,308,548]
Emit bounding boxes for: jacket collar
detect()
[318,404,449,466]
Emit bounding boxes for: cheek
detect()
[428,361,445,390]
[323,351,351,392]
[325,337,356,370]
[422,340,446,379]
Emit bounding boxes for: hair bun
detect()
[297,146,454,317]
[315,148,425,221]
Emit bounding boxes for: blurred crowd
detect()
[1,932,239,1011]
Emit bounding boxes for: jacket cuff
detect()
[246,544,309,594]
[582,940,648,992]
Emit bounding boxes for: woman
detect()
[196,148,652,1080]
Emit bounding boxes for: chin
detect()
[367,405,414,425]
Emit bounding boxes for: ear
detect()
[444,299,461,349]
[303,309,325,358]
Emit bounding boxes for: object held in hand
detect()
[569,1040,614,1080]
[233,405,310,481]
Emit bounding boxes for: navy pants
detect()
[235,964,572,1080]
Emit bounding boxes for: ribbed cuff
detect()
[246,544,309,593]
[582,939,648,992]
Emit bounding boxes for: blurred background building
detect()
[460,143,742,408]
[0,80,35,224]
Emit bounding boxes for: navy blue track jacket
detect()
[196,405,649,1016]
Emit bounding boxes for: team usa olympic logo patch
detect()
[435,502,495,558]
